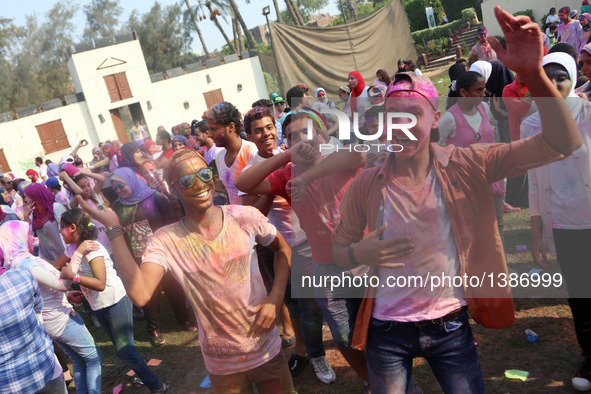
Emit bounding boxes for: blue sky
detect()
[3,0,341,53]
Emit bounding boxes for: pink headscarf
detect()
[24,183,56,234]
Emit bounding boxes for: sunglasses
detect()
[112,182,126,192]
[478,32,487,37]
[171,168,214,189]
[274,102,285,107]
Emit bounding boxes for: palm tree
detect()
[183,0,210,55]
[205,0,236,54]
[226,0,256,49]
[285,0,304,26]
[272,0,282,23]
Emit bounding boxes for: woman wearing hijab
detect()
[347,71,370,131]
[522,52,591,392]
[110,168,194,345]
[23,183,66,262]
[117,142,149,173]
[315,87,336,109]
[26,169,41,183]
[0,220,103,394]
[171,135,191,151]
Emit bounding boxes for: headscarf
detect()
[24,183,56,233]
[25,169,39,183]
[584,1,589,5]
[486,60,515,98]
[315,88,326,100]
[469,61,493,83]
[144,140,156,155]
[92,147,101,156]
[46,162,59,178]
[348,71,366,112]
[179,122,191,137]
[61,163,79,178]
[111,140,121,150]
[117,142,140,171]
[523,52,580,129]
[111,167,156,206]
[172,135,191,148]
[102,143,117,159]
[0,221,34,269]
[448,63,467,94]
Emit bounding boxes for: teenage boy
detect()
[558,6,583,50]
[155,127,174,168]
[77,148,293,393]
[205,102,258,205]
[192,120,221,165]
[332,7,583,393]
[235,110,369,384]
[241,107,336,382]
[35,157,48,181]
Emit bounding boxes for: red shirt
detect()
[268,162,361,264]
[162,148,174,159]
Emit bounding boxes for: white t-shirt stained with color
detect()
[142,205,280,375]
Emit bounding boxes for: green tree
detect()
[126,2,197,73]
[83,0,122,43]
[183,0,210,55]
[440,0,482,23]
[0,18,24,113]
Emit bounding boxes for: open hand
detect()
[487,6,543,77]
[352,223,413,268]
[76,240,101,256]
[75,195,120,228]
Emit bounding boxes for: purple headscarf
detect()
[117,142,140,171]
[111,167,156,206]
[172,135,191,148]
[24,183,56,233]
[47,162,60,178]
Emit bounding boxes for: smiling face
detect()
[248,117,277,153]
[317,90,326,102]
[112,180,132,200]
[170,155,214,211]
[348,75,358,89]
[207,120,233,148]
[385,96,441,161]
[76,177,93,200]
[544,63,572,98]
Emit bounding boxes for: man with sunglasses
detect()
[470,26,497,64]
[76,148,293,393]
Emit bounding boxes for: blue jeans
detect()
[94,296,162,392]
[367,310,485,394]
[55,312,102,394]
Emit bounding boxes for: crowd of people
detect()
[1,5,591,394]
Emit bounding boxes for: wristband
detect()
[72,274,80,283]
[106,224,125,240]
[348,244,361,267]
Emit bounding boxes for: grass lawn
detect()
[71,70,579,392]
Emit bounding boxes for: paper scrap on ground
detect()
[528,268,543,277]
[200,375,212,388]
[126,370,135,376]
[113,384,123,394]
[147,359,162,366]
[516,245,528,252]
[505,369,529,381]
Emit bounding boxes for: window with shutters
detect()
[203,89,224,109]
[104,72,133,102]
[0,149,10,172]
[35,120,70,154]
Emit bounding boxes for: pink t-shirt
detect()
[142,205,280,375]
[215,140,258,205]
[558,20,582,49]
[268,162,361,264]
[372,169,466,322]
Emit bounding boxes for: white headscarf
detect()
[469,61,492,83]
[523,52,583,129]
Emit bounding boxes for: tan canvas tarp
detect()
[269,0,416,95]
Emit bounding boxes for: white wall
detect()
[0,102,96,177]
[482,0,582,37]
[151,57,269,129]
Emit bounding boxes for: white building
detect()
[0,33,268,176]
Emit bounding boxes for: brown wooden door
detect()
[110,109,129,143]
[35,120,70,154]
[0,149,10,172]
[203,89,224,109]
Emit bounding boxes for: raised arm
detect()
[60,171,83,196]
[235,150,291,195]
[488,6,582,155]
[83,171,106,193]
[74,195,164,306]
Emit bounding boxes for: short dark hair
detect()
[73,174,89,185]
[45,159,52,165]
[477,26,487,34]
[61,208,98,242]
[197,120,209,134]
[549,42,578,63]
[251,99,273,108]
[157,129,171,143]
[35,157,43,164]
[244,107,274,134]
[456,58,467,64]
[205,102,243,133]
[286,85,307,109]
